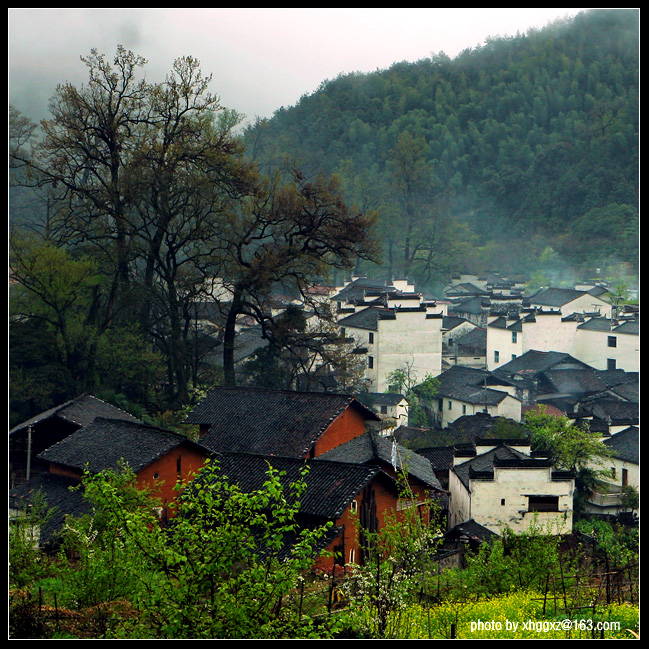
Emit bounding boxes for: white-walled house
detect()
[448,440,575,535]
[486,309,639,373]
[438,385,522,428]
[360,392,410,428]
[526,287,613,318]
[338,304,444,393]
[486,310,579,370]
[434,365,522,428]
[574,317,639,372]
[584,426,639,518]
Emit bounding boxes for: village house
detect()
[433,365,522,428]
[443,323,487,370]
[318,429,447,511]
[447,439,575,536]
[486,308,638,373]
[10,417,213,546]
[490,350,639,430]
[574,316,639,372]
[337,304,443,393]
[183,385,381,458]
[525,286,613,318]
[584,426,639,518]
[38,418,210,521]
[358,391,410,427]
[9,394,144,488]
[191,451,426,572]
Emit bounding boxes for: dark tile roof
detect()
[447,413,527,441]
[451,296,492,314]
[528,287,597,308]
[442,315,468,331]
[203,453,390,520]
[318,431,444,492]
[613,319,639,335]
[10,394,142,436]
[362,392,407,407]
[183,386,380,456]
[333,277,397,303]
[492,351,591,390]
[412,446,456,471]
[436,366,515,405]
[38,417,203,474]
[587,400,639,425]
[337,305,397,331]
[541,369,608,397]
[603,426,639,464]
[446,519,500,544]
[608,381,639,402]
[597,369,638,389]
[577,317,615,332]
[10,473,92,547]
[453,327,487,352]
[446,282,490,297]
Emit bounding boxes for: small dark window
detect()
[368,356,374,369]
[380,405,388,414]
[369,332,374,344]
[501,498,506,506]
[607,358,617,370]
[528,495,559,512]
[608,336,617,348]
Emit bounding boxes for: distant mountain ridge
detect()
[243,9,639,285]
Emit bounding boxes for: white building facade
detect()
[448,442,574,535]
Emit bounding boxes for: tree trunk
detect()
[223,289,243,387]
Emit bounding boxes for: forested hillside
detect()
[243,9,639,287]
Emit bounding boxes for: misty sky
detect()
[9,8,587,126]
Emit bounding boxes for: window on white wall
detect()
[494,351,500,363]
[528,495,559,512]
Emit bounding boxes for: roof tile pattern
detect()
[184,386,378,456]
[38,418,193,474]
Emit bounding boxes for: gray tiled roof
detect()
[202,453,389,520]
[10,394,142,435]
[338,305,399,331]
[184,386,380,457]
[10,473,92,546]
[38,418,200,474]
[319,431,443,491]
[529,287,598,308]
[603,426,639,464]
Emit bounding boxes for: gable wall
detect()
[136,444,209,518]
[449,465,574,535]
[314,476,422,572]
[312,406,369,457]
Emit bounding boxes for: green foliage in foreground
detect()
[10,461,342,639]
[10,465,639,640]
